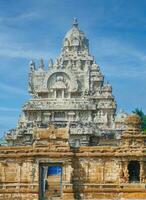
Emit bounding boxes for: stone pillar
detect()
[54,90,57,98]
[140,161,145,183]
[62,90,64,98]
[69,92,71,98]
[119,160,124,184]
[124,161,129,183]
[1,161,7,188]
[52,112,54,121]
[88,111,92,122]
[37,111,41,122]
[17,161,22,189]
[102,159,105,184]
[119,160,129,183]
[48,113,51,122]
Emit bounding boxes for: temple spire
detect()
[62,18,89,53]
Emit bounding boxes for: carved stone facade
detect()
[5,19,126,146]
[0,115,146,200]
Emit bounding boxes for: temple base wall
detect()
[0,145,146,200]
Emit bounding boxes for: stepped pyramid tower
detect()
[5,19,126,146]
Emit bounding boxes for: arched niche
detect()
[43,69,78,93]
[71,38,80,46]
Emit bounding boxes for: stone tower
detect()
[5,19,125,146]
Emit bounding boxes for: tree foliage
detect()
[132,108,146,132]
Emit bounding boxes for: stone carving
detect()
[5,19,126,146]
[48,58,53,69]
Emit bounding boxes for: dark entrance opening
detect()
[128,161,140,183]
[39,164,62,200]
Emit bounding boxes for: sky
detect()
[0,0,146,137]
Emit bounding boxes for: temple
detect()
[0,19,146,200]
[5,18,126,146]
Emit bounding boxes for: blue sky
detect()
[0,0,146,136]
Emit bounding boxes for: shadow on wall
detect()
[70,147,86,200]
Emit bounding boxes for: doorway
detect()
[128,161,140,183]
[39,164,62,200]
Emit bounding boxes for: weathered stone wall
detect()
[1,117,146,200]
[0,145,146,199]
[0,157,39,200]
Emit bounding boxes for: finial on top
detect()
[29,59,36,71]
[40,58,45,69]
[72,18,78,27]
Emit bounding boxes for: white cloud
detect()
[14,11,40,20]
[0,107,19,112]
[0,46,51,59]
[0,33,53,59]
[0,82,27,95]
[0,116,18,122]
[93,37,145,62]
[0,10,41,24]
[0,29,56,59]
[91,37,146,78]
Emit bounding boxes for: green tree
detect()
[132,108,146,132]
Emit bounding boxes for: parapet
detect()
[124,114,141,132]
